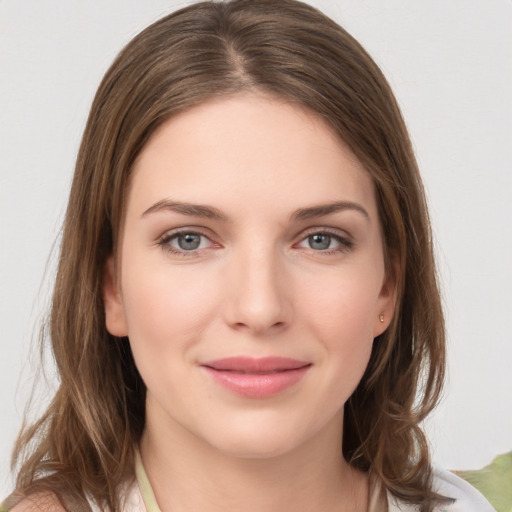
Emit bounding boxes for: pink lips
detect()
[200,357,311,398]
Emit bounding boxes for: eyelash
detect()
[296,228,354,255]
[157,227,354,257]
[157,228,217,258]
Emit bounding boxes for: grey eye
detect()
[177,233,202,250]
[308,234,331,250]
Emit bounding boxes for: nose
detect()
[223,245,291,335]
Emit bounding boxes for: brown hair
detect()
[10,1,445,510]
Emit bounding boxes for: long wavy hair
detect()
[10,1,445,510]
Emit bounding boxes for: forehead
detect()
[127,94,377,220]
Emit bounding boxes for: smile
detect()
[200,357,312,398]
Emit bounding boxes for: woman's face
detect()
[104,94,396,459]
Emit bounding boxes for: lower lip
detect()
[202,366,310,398]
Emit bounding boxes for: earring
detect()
[379,314,385,323]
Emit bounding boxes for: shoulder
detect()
[430,468,496,511]
[6,493,67,512]
[4,477,140,512]
[387,468,496,512]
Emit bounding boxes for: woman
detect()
[6,1,494,511]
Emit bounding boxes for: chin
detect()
[199,413,325,461]
[214,432,300,460]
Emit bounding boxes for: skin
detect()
[103,94,397,512]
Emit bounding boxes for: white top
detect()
[98,454,495,512]
[387,468,496,511]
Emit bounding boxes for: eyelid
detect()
[296,226,354,242]
[293,226,355,253]
[157,226,221,256]
[157,224,218,241]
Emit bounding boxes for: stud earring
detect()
[379,314,385,323]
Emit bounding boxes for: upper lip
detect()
[200,357,311,373]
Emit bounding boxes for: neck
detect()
[139,410,368,512]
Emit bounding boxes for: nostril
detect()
[231,320,286,332]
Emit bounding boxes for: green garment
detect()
[455,451,512,512]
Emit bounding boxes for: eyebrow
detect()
[291,201,370,221]
[142,199,228,221]
[142,199,369,222]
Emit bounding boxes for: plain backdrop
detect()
[1,0,511,499]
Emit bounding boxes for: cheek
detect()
[297,269,380,390]
[120,260,221,354]
[300,268,382,341]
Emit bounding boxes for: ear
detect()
[373,255,400,337]
[103,255,128,337]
